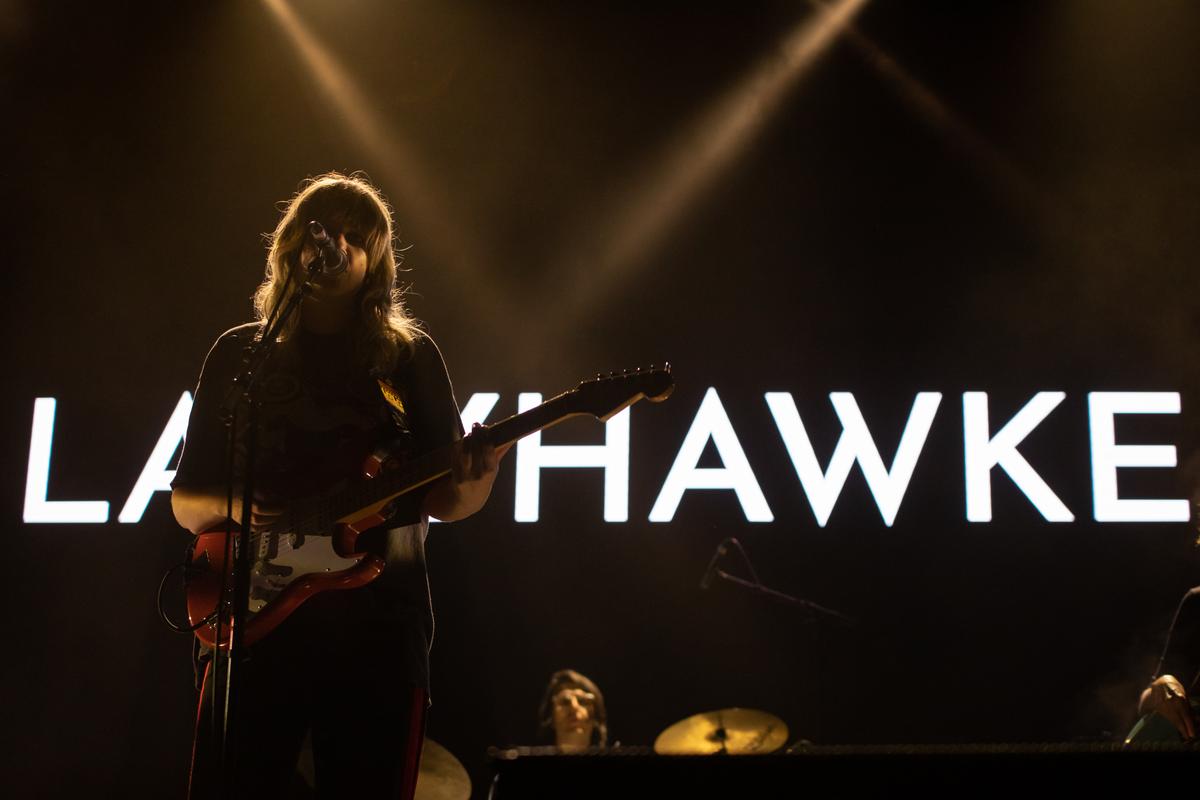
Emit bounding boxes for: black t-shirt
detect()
[172,322,464,691]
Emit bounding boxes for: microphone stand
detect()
[703,538,856,627]
[210,256,324,796]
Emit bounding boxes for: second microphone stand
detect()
[701,537,855,626]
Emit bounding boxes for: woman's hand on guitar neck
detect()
[423,424,513,523]
[1138,674,1196,741]
[171,484,285,535]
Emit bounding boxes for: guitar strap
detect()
[379,374,417,438]
[376,377,410,431]
[374,376,420,471]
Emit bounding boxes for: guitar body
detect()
[187,513,387,650]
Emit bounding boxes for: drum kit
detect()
[414,705,790,799]
[296,706,788,799]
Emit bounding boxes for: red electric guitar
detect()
[187,366,674,649]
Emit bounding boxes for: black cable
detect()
[156,544,218,634]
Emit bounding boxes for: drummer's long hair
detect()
[537,669,608,747]
[254,172,419,374]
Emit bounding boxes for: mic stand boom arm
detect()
[705,538,856,627]
[710,568,856,626]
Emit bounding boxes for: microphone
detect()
[700,539,731,590]
[307,220,348,276]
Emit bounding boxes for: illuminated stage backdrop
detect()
[4,1,1199,795]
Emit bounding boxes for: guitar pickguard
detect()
[247,532,363,613]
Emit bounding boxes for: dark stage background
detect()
[4,1,1200,796]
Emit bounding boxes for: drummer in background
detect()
[538,669,608,752]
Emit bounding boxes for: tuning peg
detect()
[596,373,603,380]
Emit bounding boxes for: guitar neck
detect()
[485,389,594,447]
[286,365,674,530]
[327,390,591,524]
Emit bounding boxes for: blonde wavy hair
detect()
[254,172,420,374]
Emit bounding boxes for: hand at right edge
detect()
[1139,675,1197,741]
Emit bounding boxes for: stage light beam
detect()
[544,0,869,338]
[260,0,494,294]
[827,13,1051,232]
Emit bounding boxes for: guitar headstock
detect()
[574,363,675,421]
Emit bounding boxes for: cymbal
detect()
[297,734,470,800]
[415,738,472,800]
[654,708,788,755]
